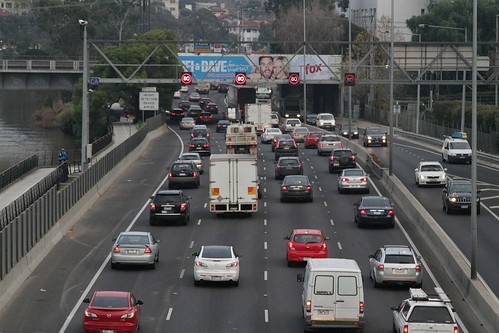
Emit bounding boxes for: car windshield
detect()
[384,255,415,264]
[421,164,443,172]
[320,114,334,120]
[408,306,454,323]
[267,129,280,133]
[293,234,322,243]
[92,296,129,308]
[182,118,194,122]
[202,246,232,258]
[450,142,470,149]
[192,129,207,135]
[322,136,340,142]
[284,176,308,184]
[155,194,182,204]
[309,133,322,137]
[449,184,471,192]
[343,169,364,177]
[362,197,390,206]
[172,163,194,171]
[118,234,149,245]
[366,127,385,134]
[342,126,358,131]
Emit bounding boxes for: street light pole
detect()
[389,0,394,175]
[419,23,467,132]
[80,20,89,172]
[495,14,498,106]
[303,0,307,120]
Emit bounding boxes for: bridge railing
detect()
[1,60,83,72]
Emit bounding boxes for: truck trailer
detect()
[209,154,258,216]
[245,102,273,135]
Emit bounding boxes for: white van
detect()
[315,113,336,130]
[297,258,365,332]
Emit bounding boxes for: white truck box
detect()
[246,102,272,135]
[225,124,258,155]
[209,154,258,215]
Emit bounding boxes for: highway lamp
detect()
[348,5,352,140]
[388,0,394,175]
[79,19,89,172]
[471,0,478,280]
[419,23,467,132]
[303,0,307,121]
[495,14,498,106]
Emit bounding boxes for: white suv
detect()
[441,136,472,164]
[315,113,336,131]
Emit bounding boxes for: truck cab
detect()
[225,124,258,155]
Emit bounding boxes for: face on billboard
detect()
[259,56,274,79]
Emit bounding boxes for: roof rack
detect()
[409,288,428,301]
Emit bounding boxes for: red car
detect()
[83,291,143,333]
[303,132,323,149]
[196,112,214,124]
[284,229,329,266]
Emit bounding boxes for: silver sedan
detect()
[337,168,369,193]
[111,231,160,269]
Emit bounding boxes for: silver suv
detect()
[315,113,336,131]
[369,245,422,288]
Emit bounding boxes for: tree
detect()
[265,0,341,15]
[272,0,344,54]
[178,8,229,41]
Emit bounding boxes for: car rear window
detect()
[408,306,454,323]
[343,170,364,177]
[155,194,181,204]
[280,159,299,166]
[384,255,415,264]
[93,296,129,308]
[322,136,340,142]
[334,150,352,156]
[118,235,149,245]
[363,197,390,206]
[202,246,232,258]
[293,234,322,243]
[172,163,194,172]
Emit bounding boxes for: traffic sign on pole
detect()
[234,72,247,85]
[180,72,193,85]
[288,72,300,85]
[344,73,356,86]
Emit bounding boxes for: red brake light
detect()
[339,142,343,147]
[293,142,297,148]
[319,142,323,147]
[388,209,394,216]
[189,144,195,148]
[113,246,120,253]
[180,203,187,210]
[306,185,312,191]
[204,144,209,148]
[193,171,198,177]
[360,209,367,215]
[149,203,156,209]
[403,325,409,333]
[378,264,384,271]
[168,172,172,177]
[298,164,302,168]
[276,165,281,168]
[453,327,459,333]
[321,242,327,250]
[359,301,364,314]
[306,300,312,312]
[144,246,152,254]
[341,177,348,182]
[415,264,421,271]
[207,133,211,136]
[360,177,367,182]
[330,155,335,160]
[352,155,356,160]
[281,186,288,190]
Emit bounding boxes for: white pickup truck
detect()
[392,288,459,333]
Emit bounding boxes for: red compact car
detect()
[83,291,143,333]
[284,229,329,266]
[303,132,323,149]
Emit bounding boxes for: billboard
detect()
[179,54,341,83]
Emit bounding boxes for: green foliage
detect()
[265,0,343,15]
[431,101,499,132]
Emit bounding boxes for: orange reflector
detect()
[211,188,220,196]
[248,187,256,195]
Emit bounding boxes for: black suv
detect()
[168,160,200,189]
[274,138,298,161]
[329,148,357,173]
[442,178,481,215]
[169,108,185,122]
[362,127,387,147]
[149,190,191,225]
[178,100,191,111]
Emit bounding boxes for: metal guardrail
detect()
[0,155,38,190]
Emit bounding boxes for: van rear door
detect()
[335,274,361,321]
[311,274,336,320]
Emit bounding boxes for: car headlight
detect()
[450,197,457,203]
[367,136,372,140]
[382,136,387,140]
[353,131,358,135]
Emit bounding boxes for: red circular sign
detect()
[235,73,247,85]
[288,73,300,85]
[181,72,193,85]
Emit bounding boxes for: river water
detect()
[0,91,79,172]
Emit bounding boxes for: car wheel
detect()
[338,187,343,194]
[441,153,446,162]
[168,183,174,190]
[280,197,285,203]
[232,280,239,287]
[357,220,363,228]
[477,207,481,215]
[373,277,380,288]
[149,261,156,269]
[309,196,313,203]
[194,280,201,286]
[365,188,370,194]
[149,218,156,226]
[182,216,188,225]
[275,175,279,180]
[393,324,398,333]
[111,262,118,269]
[388,222,395,229]
[329,167,334,174]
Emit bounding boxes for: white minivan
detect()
[315,113,336,131]
[297,258,365,332]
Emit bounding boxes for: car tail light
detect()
[190,133,194,137]
[415,264,421,271]
[293,142,297,148]
[252,204,257,211]
[226,261,238,267]
[144,246,152,254]
[276,164,281,168]
[359,301,364,314]
[388,209,394,216]
[217,124,220,128]
[403,325,409,333]
[352,155,356,160]
[319,142,323,147]
[168,172,172,177]
[321,242,327,250]
[189,144,195,148]
[203,144,209,148]
[207,133,211,137]
[149,203,156,210]
[180,203,187,211]
[276,142,281,148]
[377,264,384,271]
[306,300,312,312]
[360,209,367,215]
[341,177,349,182]
[193,171,198,177]
[306,185,312,191]
[330,155,335,161]
[288,242,295,250]
[298,164,302,168]
[121,311,135,319]
[84,310,98,318]
[113,246,120,253]
[281,186,288,190]
[453,327,459,333]
[360,177,367,182]
[195,261,207,267]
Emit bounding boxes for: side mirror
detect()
[284,236,290,240]
[443,189,448,193]
[414,168,418,172]
[390,306,399,311]
[444,168,448,171]
[136,300,144,305]
[192,252,198,257]
[324,236,330,240]
[112,238,117,242]
[368,254,374,258]
[297,274,304,282]
[83,298,90,303]
[155,239,160,244]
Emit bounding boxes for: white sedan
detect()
[193,245,240,286]
[261,127,282,143]
[337,168,369,194]
[414,161,447,186]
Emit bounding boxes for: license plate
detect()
[212,276,222,281]
[197,147,202,149]
[461,205,469,209]
[318,310,329,315]
[371,211,384,215]
[392,268,407,274]
[333,162,339,166]
[179,173,186,176]
[126,250,139,254]
[103,330,114,333]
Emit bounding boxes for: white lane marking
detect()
[330,219,334,226]
[319,187,322,192]
[179,269,185,279]
[264,309,269,323]
[203,203,207,208]
[189,241,194,248]
[264,202,267,208]
[337,242,342,250]
[480,195,499,200]
[197,219,201,225]
[264,241,268,250]
[323,201,327,207]
[166,307,173,321]
[264,219,267,226]
[264,271,268,281]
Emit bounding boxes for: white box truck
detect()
[297,258,365,332]
[245,102,272,135]
[209,154,258,216]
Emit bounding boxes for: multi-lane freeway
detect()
[0,89,494,333]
